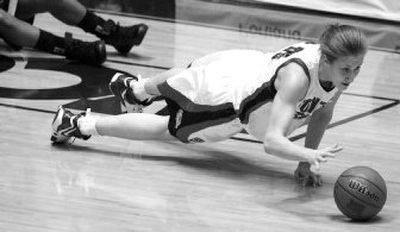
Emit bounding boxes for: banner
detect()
[251,0,400,22]
[176,0,400,52]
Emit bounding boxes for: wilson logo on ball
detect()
[348,179,379,202]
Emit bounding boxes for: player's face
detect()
[326,54,365,91]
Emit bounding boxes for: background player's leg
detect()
[108,68,186,113]
[16,0,147,54]
[15,0,85,24]
[0,9,40,47]
[0,10,105,65]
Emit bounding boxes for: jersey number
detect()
[272,46,303,60]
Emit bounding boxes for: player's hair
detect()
[319,24,368,62]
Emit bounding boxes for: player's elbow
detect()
[263,133,280,154]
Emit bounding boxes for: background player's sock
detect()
[34,30,106,65]
[77,10,107,37]
[34,30,65,55]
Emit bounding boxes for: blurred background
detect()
[79,0,400,52]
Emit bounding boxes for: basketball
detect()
[333,166,387,221]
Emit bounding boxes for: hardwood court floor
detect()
[0,12,399,232]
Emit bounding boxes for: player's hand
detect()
[294,162,322,187]
[295,144,342,187]
[308,144,342,170]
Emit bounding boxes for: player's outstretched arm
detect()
[262,64,340,169]
[295,92,342,186]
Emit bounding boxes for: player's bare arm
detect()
[295,91,343,186]
[263,63,339,166]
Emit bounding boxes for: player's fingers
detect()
[328,144,343,153]
[317,155,328,163]
[321,152,336,159]
[318,177,323,186]
[294,170,302,180]
[313,161,320,171]
[302,176,310,187]
[311,174,318,187]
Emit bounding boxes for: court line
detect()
[0,102,55,114]
[291,100,399,141]
[0,97,398,143]
[232,99,399,143]
[109,59,400,102]
[2,52,399,103]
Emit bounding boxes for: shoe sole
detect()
[109,73,128,113]
[95,40,107,65]
[134,24,148,46]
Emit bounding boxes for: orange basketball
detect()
[333,166,387,221]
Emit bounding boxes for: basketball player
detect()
[51,24,368,187]
[0,0,148,65]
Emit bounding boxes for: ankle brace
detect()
[131,78,152,102]
[78,110,99,136]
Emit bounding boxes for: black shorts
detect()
[159,82,241,143]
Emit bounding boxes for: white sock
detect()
[78,109,99,136]
[130,77,152,102]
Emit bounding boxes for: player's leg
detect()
[28,0,148,55]
[0,8,105,65]
[143,68,187,95]
[109,68,185,113]
[92,113,174,141]
[0,0,34,50]
[0,9,39,47]
[51,107,175,144]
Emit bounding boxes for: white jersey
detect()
[160,42,338,143]
[244,42,339,140]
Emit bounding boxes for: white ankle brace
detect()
[131,77,152,102]
[78,109,99,136]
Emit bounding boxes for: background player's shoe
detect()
[109,73,152,113]
[51,106,91,144]
[101,20,148,55]
[64,32,106,65]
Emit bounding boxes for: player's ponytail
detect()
[319,24,368,63]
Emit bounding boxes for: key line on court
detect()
[232,99,399,143]
[1,97,398,143]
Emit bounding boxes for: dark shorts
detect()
[159,82,241,144]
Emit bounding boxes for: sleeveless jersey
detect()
[243,42,339,140]
[160,42,338,143]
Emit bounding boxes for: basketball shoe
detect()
[51,106,91,144]
[109,73,153,113]
[64,32,106,65]
[99,20,148,55]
